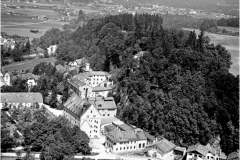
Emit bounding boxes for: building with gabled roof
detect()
[146,137,176,160]
[0,92,43,109]
[63,94,102,138]
[103,120,156,153]
[186,143,226,160]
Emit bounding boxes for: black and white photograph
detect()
[0,0,239,159]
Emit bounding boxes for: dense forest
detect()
[37,13,238,155]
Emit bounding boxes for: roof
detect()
[227,150,239,159]
[101,116,121,126]
[175,146,187,152]
[20,73,40,80]
[104,121,149,143]
[187,144,216,156]
[1,92,43,104]
[2,57,56,73]
[147,138,176,155]
[56,64,67,73]
[88,97,117,110]
[92,85,113,92]
[63,94,91,119]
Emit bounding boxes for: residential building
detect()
[88,96,117,117]
[47,44,58,56]
[68,71,113,99]
[0,92,43,109]
[63,94,102,138]
[0,72,11,86]
[186,143,227,160]
[104,120,155,153]
[20,73,40,91]
[146,138,176,160]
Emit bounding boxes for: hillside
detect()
[38,13,239,155]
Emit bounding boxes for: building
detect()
[63,94,102,138]
[0,72,11,86]
[104,120,156,153]
[0,92,43,109]
[186,143,227,160]
[20,73,40,91]
[68,71,113,99]
[227,150,239,160]
[88,96,117,117]
[47,44,58,56]
[146,138,176,160]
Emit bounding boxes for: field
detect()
[1,2,67,40]
[183,28,239,75]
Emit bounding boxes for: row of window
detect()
[115,143,146,151]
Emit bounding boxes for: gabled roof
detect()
[104,121,149,143]
[63,94,91,119]
[187,143,216,156]
[147,138,176,155]
[1,92,43,104]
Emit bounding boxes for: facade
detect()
[186,144,227,160]
[68,71,113,99]
[0,72,11,86]
[63,94,102,138]
[104,121,156,153]
[146,138,176,160]
[88,97,117,117]
[0,92,43,109]
[47,44,58,56]
[20,73,40,90]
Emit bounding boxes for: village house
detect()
[186,143,227,160]
[0,92,43,109]
[104,120,156,153]
[63,94,102,138]
[0,72,11,87]
[68,71,113,99]
[47,44,58,56]
[145,138,176,160]
[20,73,40,91]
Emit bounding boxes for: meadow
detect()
[183,28,239,75]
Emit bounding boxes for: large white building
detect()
[0,92,43,109]
[103,121,156,153]
[68,71,113,99]
[63,93,117,138]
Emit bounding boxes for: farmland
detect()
[183,28,239,75]
[1,2,68,40]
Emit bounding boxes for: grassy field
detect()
[183,28,239,75]
[1,2,66,40]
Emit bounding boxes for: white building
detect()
[63,94,102,138]
[0,72,11,87]
[20,73,40,91]
[47,44,58,56]
[68,71,113,99]
[186,144,227,160]
[104,121,156,153]
[0,92,43,109]
[146,138,176,160]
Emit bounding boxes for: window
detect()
[120,147,121,150]
[107,114,110,116]
[116,148,118,151]
[142,143,145,148]
[139,144,141,148]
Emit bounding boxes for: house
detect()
[63,94,102,138]
[174,146,187,160]
[186,143,226,160]
[88,96,117,117]
[68,71,113,99]
[68,58,92,72]
[20,73,40,90]
[0,92,43,109]
[0,72,11,86]
[146,138,176,160]
[227,150,239,160]
[104,120,155,153]
[47,44,57,56]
